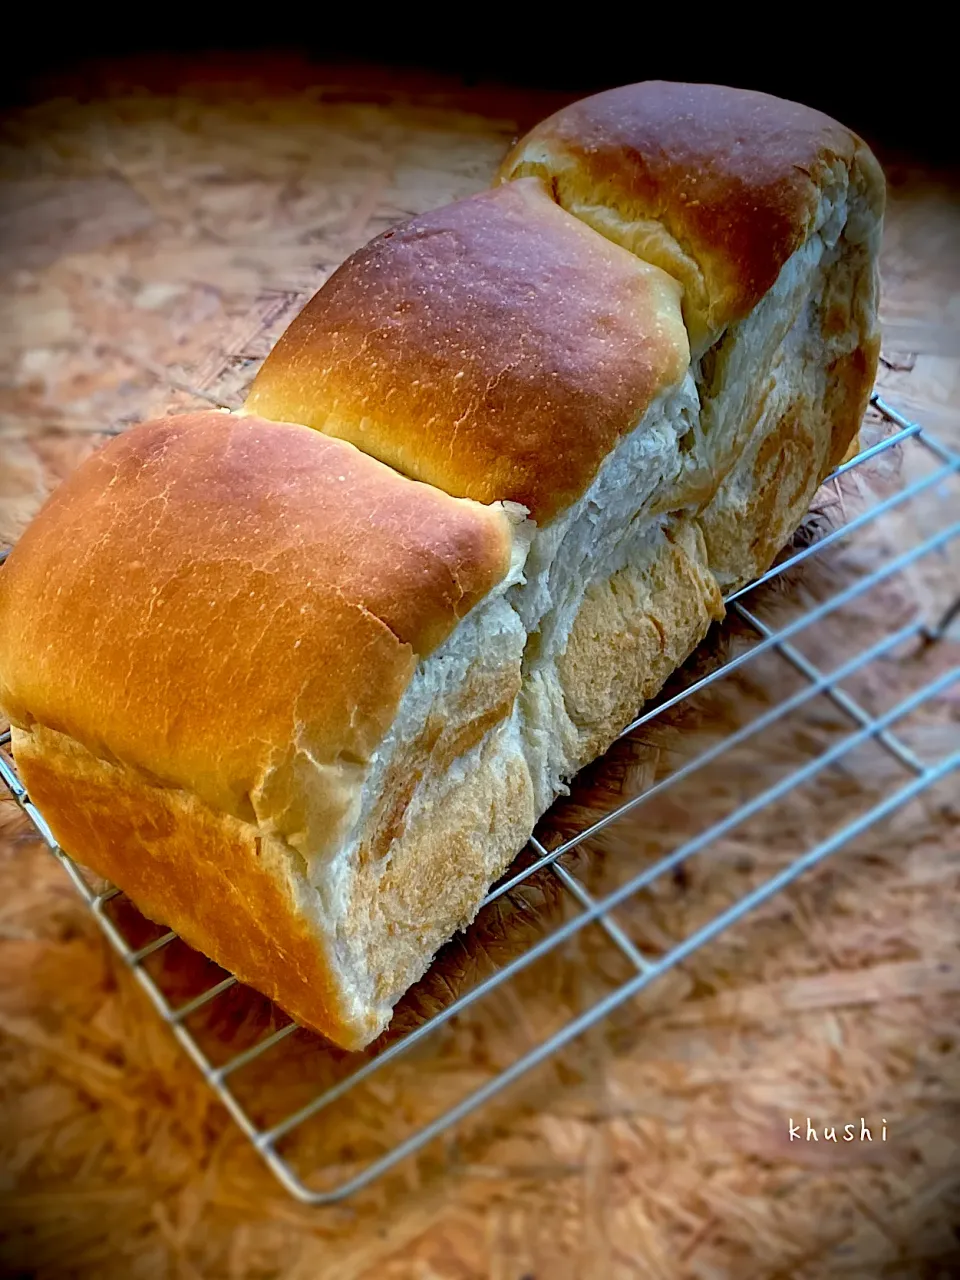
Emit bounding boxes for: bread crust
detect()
[0,412,514,863]
[11,722,366,1043]
[498,81,885,353]
[13,714,535,1049]
[244,178,689,525]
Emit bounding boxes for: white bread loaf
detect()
[0,83,884,1049]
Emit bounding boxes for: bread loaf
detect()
[0,83,884,1049]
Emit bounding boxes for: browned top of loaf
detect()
[0,412,513,856]
[243,177,689,525]
[498,81,884,347]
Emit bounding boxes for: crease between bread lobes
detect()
[0,81,884,1050]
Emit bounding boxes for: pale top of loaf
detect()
[498,81,886,353]
[0,411,515,861]
[242,176,689,526]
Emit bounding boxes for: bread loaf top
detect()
[243,176,690,525]
[0,411,515,860]
[498,81,886,353]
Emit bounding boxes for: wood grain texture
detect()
[0,60,958,1279]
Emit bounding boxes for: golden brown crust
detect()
[824,332,880,473]
[11,723,370,1047]
[244,177,689,525]
[11,693,536,1051]
[498,81,885,350]
[0,411,514,860]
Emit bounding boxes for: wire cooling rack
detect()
[1,392,958,1204]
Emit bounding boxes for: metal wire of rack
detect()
[0,392,958,1204]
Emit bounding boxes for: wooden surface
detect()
[0,62,958,1279]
